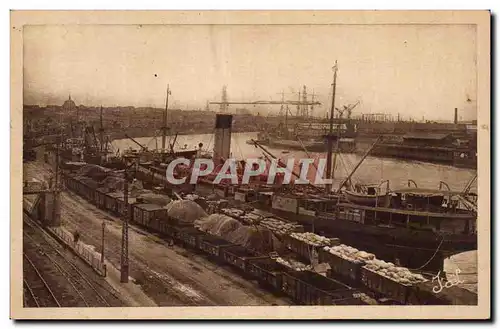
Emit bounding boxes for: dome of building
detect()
[62,95,76,111]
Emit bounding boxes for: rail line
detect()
[23,215,124,307]
[22,252,61,308]
[59,209,217,306]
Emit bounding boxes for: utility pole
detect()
[325,61,338,193]
[120,167,130,283]
[101,221,106,263]
[51,134,61,226]
[161,85,171,154]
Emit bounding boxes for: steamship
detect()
[370,133,477,170]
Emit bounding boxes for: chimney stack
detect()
[454,108,458,124]
[213,114,233,162]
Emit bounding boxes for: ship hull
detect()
[371,143,477,170]
[266,139,356,153]
[254,205,476,273]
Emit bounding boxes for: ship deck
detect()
[338,203,475,219]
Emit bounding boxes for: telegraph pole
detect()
[325,61,338,193]
[120,168,130,283]
[51,134,61,226]
[101,221,106,263]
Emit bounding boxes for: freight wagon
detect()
[281,234,338,264]
[116,196,136,218]
[177,227,206,249]
[63,174,79,192]
[247,257,291,292]
[78,177,99,203]
[132,203,167,228]
[95,187,109,210]
[104,192,122,215]
[220,245,267,273]
[198,234,235,258]
[318,248,364,287]
[360,266,412,304]
[281,270,363,305]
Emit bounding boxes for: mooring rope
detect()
[410,235,445,271]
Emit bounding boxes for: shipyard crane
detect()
[339,100,360,120]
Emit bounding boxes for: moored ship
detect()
[370,132,477,169]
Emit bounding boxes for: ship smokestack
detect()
[213,114,232,162]
[454,108,458,124]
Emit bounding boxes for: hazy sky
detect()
[24,24,477,121]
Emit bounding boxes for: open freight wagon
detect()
[281,234,339,264]
[132,203,167,228]
[220,245,267,274]
[360,266,412,304]
[246,257,292,292]
[318,248,364,287]
[281,270,365,305]
[198,234,236,258]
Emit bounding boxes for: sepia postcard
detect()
[11,10,490,320]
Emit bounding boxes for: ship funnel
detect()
[454,108,458,124]
[213,114,233,162]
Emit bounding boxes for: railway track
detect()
[23,215,125,307]
[68,225,217,306]
[23,253,61,307]
[56,193,219,306]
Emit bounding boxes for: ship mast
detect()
[99,105,104,154]
[325,61,338,193]
[161,84,171,155]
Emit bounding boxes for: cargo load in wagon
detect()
[198,234,235,257]
[282,232,339,264]
[319,245,376,285]
[360,260,427,304]
[281,270,360,305]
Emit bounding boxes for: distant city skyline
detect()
[24,24,477,121]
